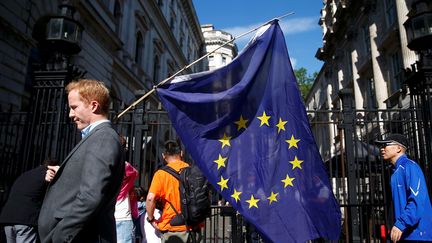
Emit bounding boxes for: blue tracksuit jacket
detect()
[391,154,432,241]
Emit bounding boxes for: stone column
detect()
[369,23,388,109]
[327,83,336,158]
[351,50,363,110]
[395,0,417,67]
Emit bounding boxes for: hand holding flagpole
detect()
[116,12,294,120]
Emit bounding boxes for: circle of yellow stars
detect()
[213,110,303,209]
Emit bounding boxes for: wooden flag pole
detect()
[116,12,294,120]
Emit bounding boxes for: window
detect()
[153,55,160,83]
[187,47,191,62]
[208,55,214,62]
[135,32,143,65]
[366,78,377,108]
[179,36,184,49]
[222,56,227,65]
[389,52,403,94]
[170,14,175,30]
[167,60,175,77]
[113,0,122,34]
[385,0,397,28]
[362,26,371,57]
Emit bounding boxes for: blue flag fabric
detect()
[157,21,341,243]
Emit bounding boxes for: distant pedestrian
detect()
[375,133,432,242]
[0,157,59,243]
[115,134,139,243]
[115,161,138,243]
[38,79,125,243]
[134,187,146,243]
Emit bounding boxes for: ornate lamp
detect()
[403,0,432,94]
[404,0,432,51]
[33,1,83,56]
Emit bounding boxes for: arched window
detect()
[167,60,175,77]
[135,32,143,65]
[114,0,122,35]
[153,55,160,83]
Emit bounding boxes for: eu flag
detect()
[157,21,341,243]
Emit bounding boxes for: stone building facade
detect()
[305,0,419,158]
[201,24,238,70]
[308,0,416,111]
[0,0,205,111]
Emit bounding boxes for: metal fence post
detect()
[339,88,360,242]
[21,70,74,170]
[405,54,432,191]
[132,90,149,187]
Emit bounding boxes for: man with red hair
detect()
[38,79,124,243]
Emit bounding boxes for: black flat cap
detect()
[375,133,408,148]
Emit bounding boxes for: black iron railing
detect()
[1,92,431,242]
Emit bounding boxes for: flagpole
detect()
[116,12,294,120]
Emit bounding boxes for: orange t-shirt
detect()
[148,160,189,232]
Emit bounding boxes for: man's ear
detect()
[180,151,184,159]
[162,153,166,161]
[90,100,100,113]
[397,145,404,153]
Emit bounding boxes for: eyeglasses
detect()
[379,142,400,148]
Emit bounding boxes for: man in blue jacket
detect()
[376,134,432,242]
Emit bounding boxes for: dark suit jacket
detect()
[0,166,47,226]
[38,122,124,243]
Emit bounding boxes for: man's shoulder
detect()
[89,123,119,141]
[13,166,45,184]
[167,160,189,170]
[154,162,188,181]
[398,157,423,176]
[152,168,167,179]
[401,157,419,168]
[93,121,114,133]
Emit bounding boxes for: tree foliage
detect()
[294,67,317,101]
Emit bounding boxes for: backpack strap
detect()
[161,166,181,181]
[159,166,185,226]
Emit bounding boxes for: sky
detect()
[192,0,324,75]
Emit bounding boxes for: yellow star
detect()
[246,195,260,209]
[231,189,242,203]
[218,133,231,148]
[267,192,279,204]
[281,174,295,188]
[217,176,229,191]
[257,111,271,127]
[285,135,300,149]
[234,115,248,131]
[214,154,227,170]
[276,118,287,133]
[290,156,304,170]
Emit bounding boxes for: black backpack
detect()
[161,165,211,227]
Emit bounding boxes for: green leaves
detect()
[294,67,317,101]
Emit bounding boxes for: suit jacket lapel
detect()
[60,122,112,166]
